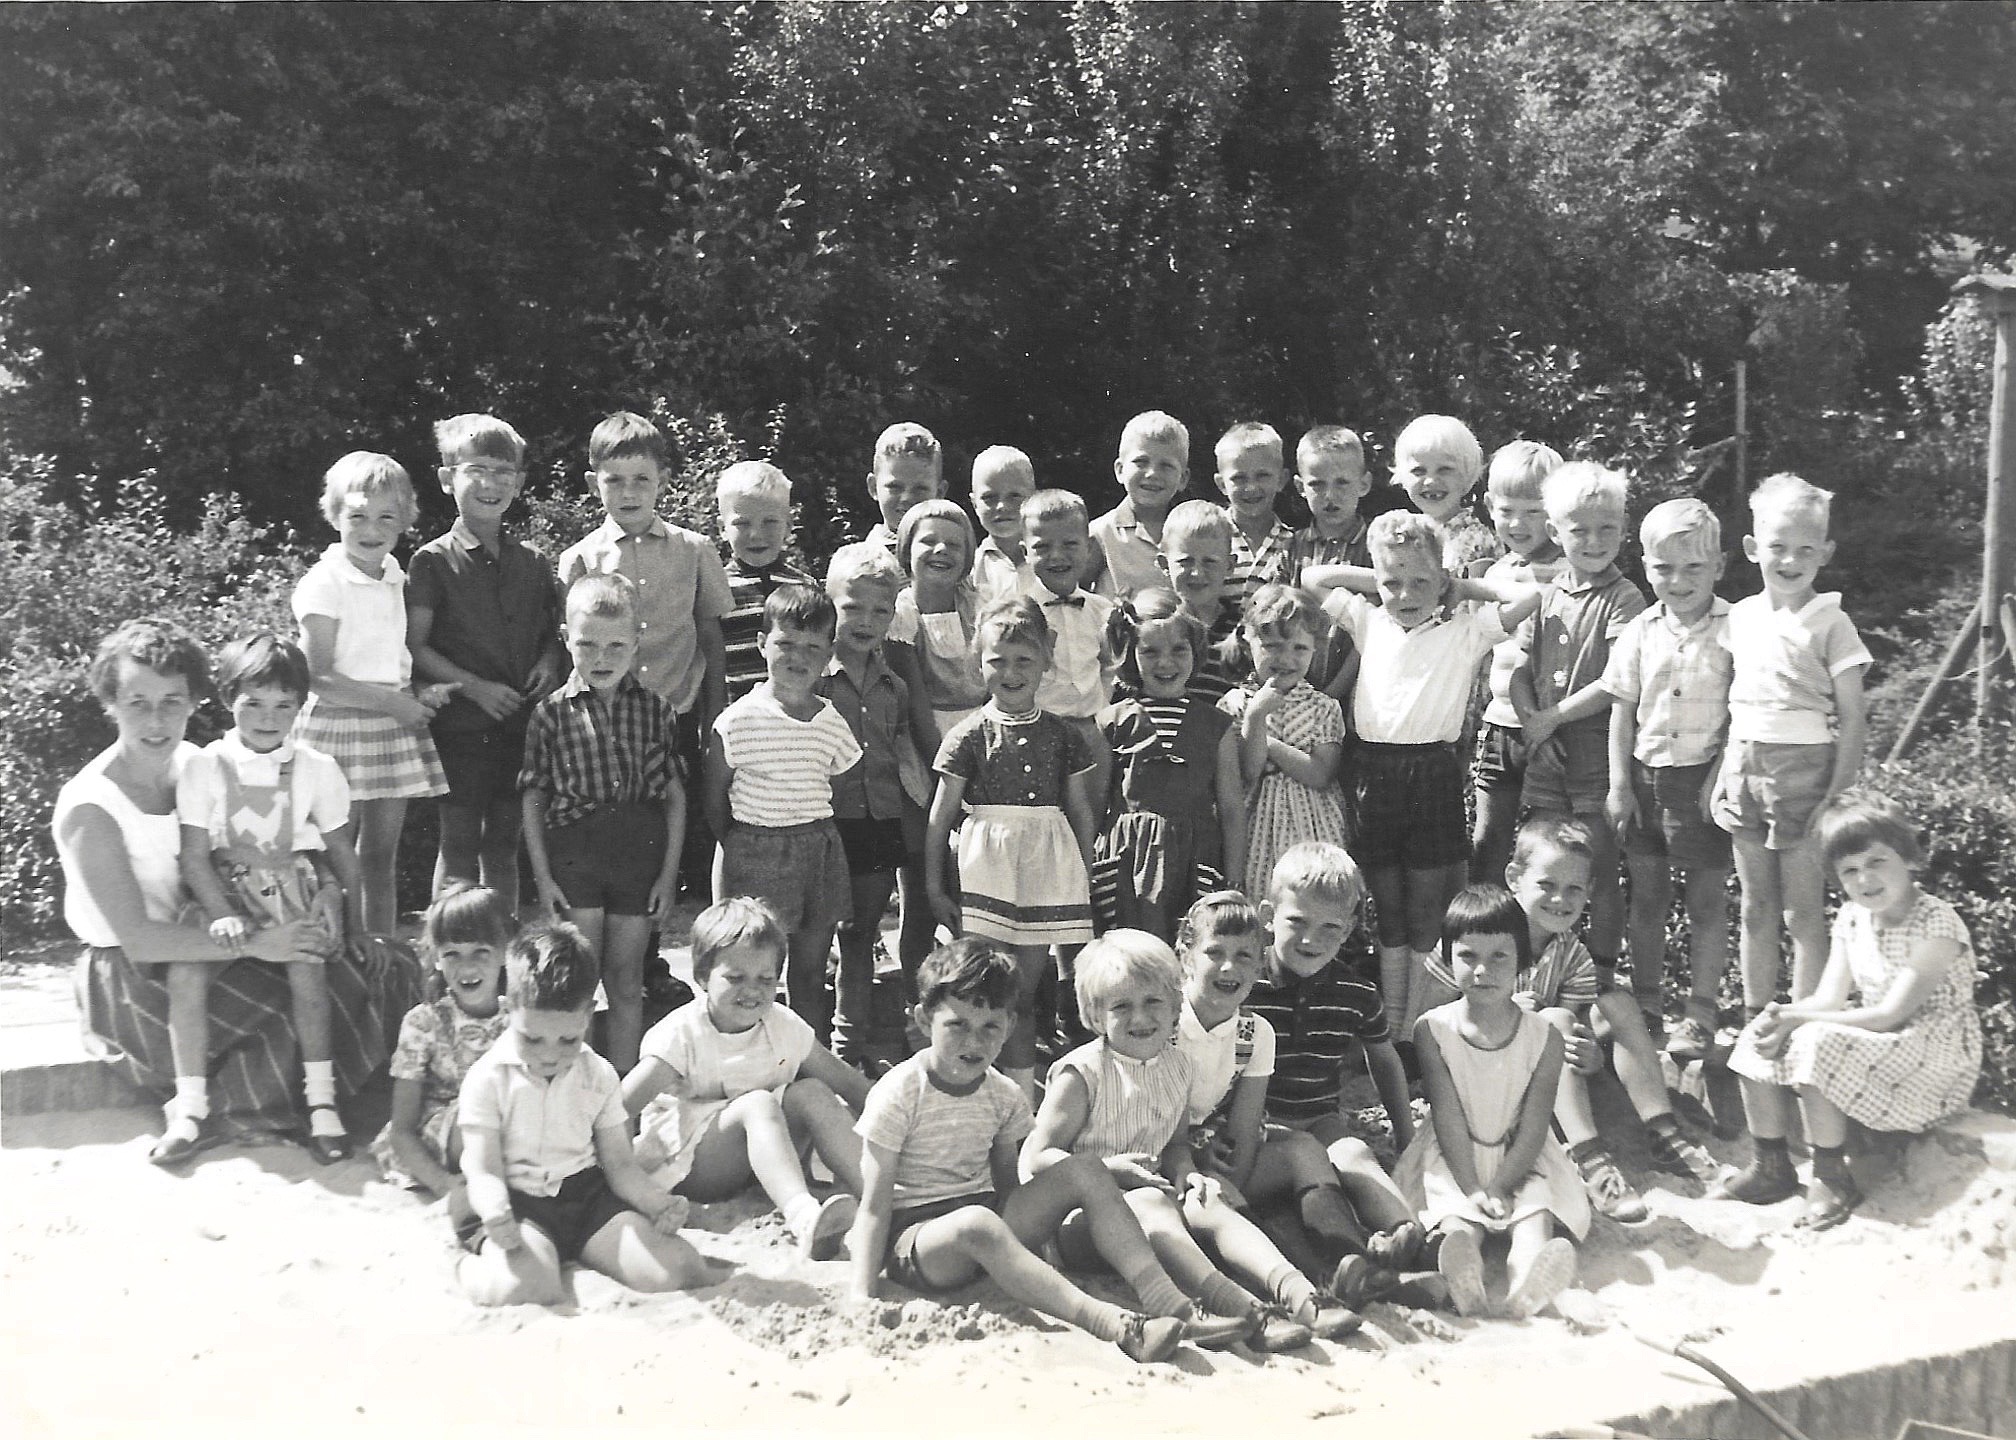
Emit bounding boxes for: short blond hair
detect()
[1749,472,1832,531]
[717,460,791,508]
[1640,498,1721,562]
[1161,498,1234,553]
[1268,841,1365,912]
[1121,410,1190,458]
[1215,421,1282,469]
[972,445,1035,491]
[1541,460,1629,517]
[1366,510,1445,568]
[1393,415,1482,482]
[319,452,417,530]
[1074,928,1184,1020]
[1297,426,1364,472]
[1486,440,1562,500]
[1022,488,1088,529]
[826,541,907,600]
[565,572,637,627]
[873,422,942,472]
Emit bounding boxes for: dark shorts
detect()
[434,727,527,811]
[1521,720,1611,818]
[458,1167,632,1263]
[1471,722,1530,794]
[549,800,668,916]
[1351,742,1469,871]
[834,816,917,879]
[887,1190,1000,1294]
[720,819,852,936]
[1711,739,1833,851]
[1622,759,1731,871]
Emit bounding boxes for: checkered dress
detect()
[1729,893,1982,1131]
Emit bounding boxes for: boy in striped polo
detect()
[704,584,863,1042]
[520,574,687,1073]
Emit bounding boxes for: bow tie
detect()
[1042,592,1085,608]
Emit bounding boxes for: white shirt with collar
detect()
[292,544,412,686]
[458,1027,626,1198]
[1019,574,1116,719]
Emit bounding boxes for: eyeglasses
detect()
[453,463,522,482]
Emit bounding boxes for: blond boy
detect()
[718,460,816,703]
[866,422,944,552]
[1095,411,1192,600]
[1214,422,1294,605]
[1286,426,1374,697]
[971,445,1036,604]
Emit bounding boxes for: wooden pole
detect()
[1885,603,1979,764]
[1952,274,2016,745]
[1734,357,1749,499]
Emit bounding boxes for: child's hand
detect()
[349,933,405,982]
[650,1196,690,1236]
[929,888,961,932]
[459,679,524,722]
[1469,1188,1509,1221]
[1566,1022,1603,1076]
[384,691,435,729]
[1106,1153,1173,1192]
[416,682,461,715]
[1605,786,1639,839]
[1524,706,1561,750]
[1747,1003,1792,1059]
[481,1212,525,1253]
[1181,1171,1225,1211]
[532,877,569,919]
[1246,685,1287,720]
[649,871,680,931]
[208,915,252,951]
[1196,1131,1238,1175]
[527,654,568,697]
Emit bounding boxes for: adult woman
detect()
[56,618,413,1164]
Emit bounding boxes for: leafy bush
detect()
[0,456,298,935]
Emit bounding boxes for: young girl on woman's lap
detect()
[1093,589,1247,941]
[373,883,514,1205]
[1396,886,1588,1319]
[1722,792,1983,1229]
[621,898,870,1260]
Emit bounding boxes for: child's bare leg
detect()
[785,924,838,1045]
[286,958,334,1064]
[1594,991,1672,1121]
[1320,1134,1416,1235]
[352,796,408,935]
[1679,863,1731,1026]
[1010,1155,1190,1315]
[458,1220,565,1306]
[683,1090,804,1208]
[895,861,934,1004]
[165,961,213,1082]
[1001,945,1048,1082]
[1504,1213,1574,1318]
[601,913,651,1073]
[1778,840,1828,1000]
[1403,862,1465,1027]
[834,870,896,1063]
[1471,781,1521,884]
[1624,852,1673,1021]
[1795,1085,1850,1151]
[1730,835,1782,1011]
[579,1211,716,1292]
[1540,1006,1600,1146]
[782,1077,864,1195]
[478,795,523,913]
[1366,865,1412,1023]
[1182,1188,1332,1321]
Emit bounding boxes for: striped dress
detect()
[1047,1038,1195,1160]
[1091,695,1230,941]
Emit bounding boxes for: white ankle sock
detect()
[302,1061,337,1108]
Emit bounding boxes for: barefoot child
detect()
[847,937,1189,1363]
[1095,411,1192,601]
[293,452,454,936]
[926,597,1098,1098]
[1221,584,1347,899]
[1021,930,1318,1352]
[408,414,566,910]
[520,574,686,1073]
[1712,473,1871,1011]
[1503,817,1719,1226]
[1603,498,1734,1061]
[1093,589,1246,941]
[622,898,870,1259]
[173,633,375,1164]
[456,921,716,1306]
[1175,889,1412,1319]
[1396,887,1588,1319]
[372,884,514,1202]
[1723,792,1982,1228]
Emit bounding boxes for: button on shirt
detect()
[1516,565,1648,734]
[1092,499,1171,601]
[1601,598,1734,768]
[557,517,732,714]
[819,650,930,818]
[458,1029,626,1198]
[407,521,561,738]
[1019,575,1116,718]
[292,545,411,686]
[1229,516,1296,605]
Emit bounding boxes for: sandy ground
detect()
[3,1098,2012,1440]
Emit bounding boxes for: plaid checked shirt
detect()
[1601,598,1733,769]
[518,672,678,830]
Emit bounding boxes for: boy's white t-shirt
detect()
[714,689,863,827]
[855,1053,1033,1207]
[1323,591,1506,743]
[1719,592,1871,745]
[1176,1001,1277,1126]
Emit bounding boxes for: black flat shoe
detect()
[149,1130,204,1167]
[305,1107,352,1165]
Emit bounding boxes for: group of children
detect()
[152,401,1984,1349]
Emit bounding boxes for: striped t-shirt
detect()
[1245,944,1388,1125]
[1047,1039,1193,1159]
[1518,930,1601,1012]
[714,688,862,828]
[856,1053,1033,1207]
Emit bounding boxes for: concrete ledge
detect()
[1,1055,147,1116]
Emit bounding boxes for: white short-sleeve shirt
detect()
[292,544,412,686]
[1324,591,1507,743]
[1177,1002,1278,1126]
[715,689,863,826]
[457,1030,626,1197]
[177,732,351,852]
[1720,592,1872,745]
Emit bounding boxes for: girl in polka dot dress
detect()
[926,596,1098,1096]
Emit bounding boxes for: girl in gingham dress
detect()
[1725,793,1983,1230]
[293,453,454,935]
[371,885,512,1198]
[1218,584,1348,899]
[926,596,1096,1097]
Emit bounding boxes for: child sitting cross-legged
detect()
[455,921,721,1306]
[623,898,870,1260]
[1395,887,1586,1320]
[1023,930,1340,1353]
[1502,817,1720,1227]
[849,936,1204,1363]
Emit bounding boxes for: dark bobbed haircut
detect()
[916,936,1020,1015]
[214,632,311,705]
[1816,790,1927,870]
[762,581,837,638]
[420,882,515,958]
[87,617,212,705]
[1441,885,1534,973]
[505,921,601,1012]
[1108,587,1205,694]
